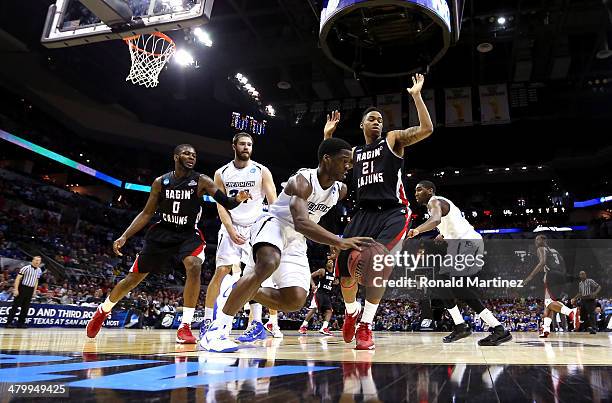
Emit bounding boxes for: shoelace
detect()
[243,324,257,337]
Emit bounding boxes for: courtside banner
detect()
[0,302,130,328]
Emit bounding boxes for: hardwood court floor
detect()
[1,328,611,402]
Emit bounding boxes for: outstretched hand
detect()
[338,236,374,251]
[324,110,341,138]
[407,73,425,96]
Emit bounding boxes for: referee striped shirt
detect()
[18,265,42,287]
[579,278,599,297]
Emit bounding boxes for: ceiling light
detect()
[193,27,212,47]
[497,16,506,25]
[175,49,195,67]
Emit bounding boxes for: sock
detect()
[561,306,572,316]
[448,306,465,325]
[215,274,238,318]
[345,301,361,315]
[213,311,234,333]
[181,307,195,324]
[251,303,262,323]
[361,301,378,324]
[101,297,116,313]
[301,320,309,327]
[478,308,501,328]
[321,321,329,330]
[204,307,214,321]
[269,313,278,325]
[543,317,552,329]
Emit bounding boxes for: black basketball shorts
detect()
[130,224,206,274]
[314,291,333,312]
[337,205,410,278]
[544,271,569,302]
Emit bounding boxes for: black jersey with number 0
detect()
[543,247,566,273]
[157,171,202,231]
[352,136,407,206]
[317,270,336,294]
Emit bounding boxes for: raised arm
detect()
[323,110,341,139]
[408,198,443,238]
[286,174,372,250]
[113,177,162,256]
[198,174,250,210]
[387,74,434,155]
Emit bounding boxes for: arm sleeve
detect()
[212,189,241,210]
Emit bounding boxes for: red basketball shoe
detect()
[319,327,333,336]
[569,307,580,331]
[176,323,197,344]
[355,322,375,350]
[342,308,361,343]
[86,306,111,338]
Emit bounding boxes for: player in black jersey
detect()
[524,235,578,337]
[86,144,249,344]
[324,74,433,350]
[300,255,339,336]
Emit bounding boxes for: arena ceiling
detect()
[0,0,611,175]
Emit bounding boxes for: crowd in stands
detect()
[1,88,611,333]
[2,166,611,332]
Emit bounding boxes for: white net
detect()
[125,32,176,88]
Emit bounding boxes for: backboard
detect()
[42,0,214,48]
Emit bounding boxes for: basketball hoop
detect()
[124,32,176,88]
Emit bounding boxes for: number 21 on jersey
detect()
[362,161,374,175]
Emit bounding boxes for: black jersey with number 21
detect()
[352,137,406,206]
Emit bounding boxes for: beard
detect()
[236,152,251,161]
[180,160,194,170]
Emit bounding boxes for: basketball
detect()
[348,242,392,286]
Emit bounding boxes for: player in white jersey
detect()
[200,138,373,352]
[202,132,279,341]
[409,180,512,346]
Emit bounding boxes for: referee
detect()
[5,256,43,328]
[571,270,602,334]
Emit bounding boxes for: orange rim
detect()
[124,31,175,57]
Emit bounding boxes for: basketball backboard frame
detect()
[41,0,214,48]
